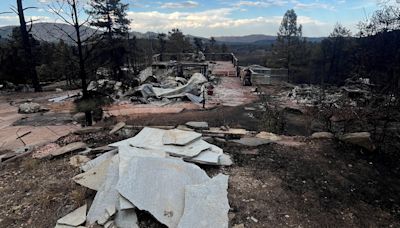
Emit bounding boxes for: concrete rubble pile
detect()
[55,127,232,228]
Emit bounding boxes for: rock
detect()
[177,174,230,228]
[340,132,376,151]
[73,126,103,135]
[56,204,87,227]
[231,137,272,147]
[43,142,87,158]
[109,122,126,135]
[116,157,210,228]
[162,129,202,146]
[311,132,334,139]
[69,155,90,167]
[256,132,282,142]
[186,121,209,130]
[55,88,63,92]
[18,102,41,113]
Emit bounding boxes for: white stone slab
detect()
[80,149,117,172]
[73,157,112,191]
[57,204,87,227]
[162,129,202,146]
[87,155,119,224]
[186,145,223,165]
[116,157,210,228]
[115,209,139,228]
[177,174,230,228]
[127,128,211,158]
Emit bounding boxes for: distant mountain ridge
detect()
[0,22,324,44]
[214,34,324,43]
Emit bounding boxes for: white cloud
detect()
[160,1,199,9]
[233,0,288,8]
[127,8,329,37]
[291,0,335,11]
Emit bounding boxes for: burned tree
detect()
[49,0,100,126]
[273,9,303,82]
[2,0,43,92]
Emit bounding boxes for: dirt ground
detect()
[1,84,400,227]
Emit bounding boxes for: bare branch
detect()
[53,23,78,44]
[23,7,38,11]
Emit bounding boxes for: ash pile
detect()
[54,127,232,228]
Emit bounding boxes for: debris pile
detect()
[18,102,42,113]
[87,72,211,106]
[283,79,373,108]
[56,127,231,227]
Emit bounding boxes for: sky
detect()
[0,0,397,37]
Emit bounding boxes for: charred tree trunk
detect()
[71,0,92,126]
[16,0,42,92]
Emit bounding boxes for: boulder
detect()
[340,132,375,151]
[18,102,41,113]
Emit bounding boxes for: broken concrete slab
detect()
[109,122,126,135]
[256,131,282,142]
[339,132,376,151]
[185,121,209,130]
[57,204,87,227]
[127,127,211,158]
[97,205,116,225]
[116,157,210,228]
[115,209,139,228]
[43,142,87,158]
[230,137,272,147]
[69,155,90,167]
[73,157,112,191]
[54,224,86,228]
[177,174,230,228]
[87,155,119,225]
[311,132,334,139]
[219,154,233,166]
[80,149,118,172]
[186,145,223,165]
[162,129,202,146]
